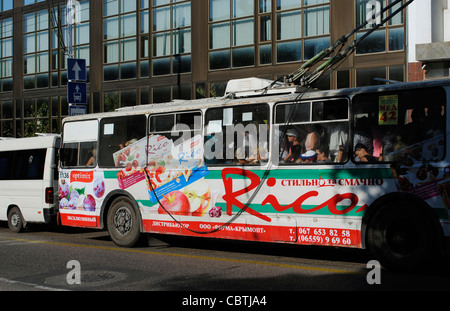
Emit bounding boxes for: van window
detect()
[0,151,13,180]
[0,149,46,180]
[13,149,46,180]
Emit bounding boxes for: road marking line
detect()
[0,277,69,291]
[0,236,363,275]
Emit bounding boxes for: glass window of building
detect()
[209,0,330,70]
[139,0,150,77]
[209,0,255,69]
[151,0,192,77]
[1,0,13,11]
[23,10,50,89]
[355,0,405,54]
[1,100,14,137]
[24,0,45,6]
[0,18,13,92]
[57,0,90,85]
[276,0,330,63]
[104,0,138,81]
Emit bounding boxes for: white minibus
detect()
[0,135,60,232]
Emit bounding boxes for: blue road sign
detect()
[69,105,87,117]
[68,82,87,104]
[67,58,87,81]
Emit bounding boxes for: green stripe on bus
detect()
[205,168,393,180]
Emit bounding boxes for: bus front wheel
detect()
[107,197,141,248]
[8,207,25,233]
[366,200,435,271]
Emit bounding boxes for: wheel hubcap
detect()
[11,213,20,228]
[114,207,132,235]
[386,219,418,255]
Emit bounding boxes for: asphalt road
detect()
[0,221,450,299]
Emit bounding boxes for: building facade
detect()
[407,0,450,81]
[0,0,418,138]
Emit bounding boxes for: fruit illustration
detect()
[158,191,190,216]
[59,198,69,209]
[209,206,222,218]
[59,180,69,198]
[155,166,167,183]
[93,178,105,198]
[184,180,211,216]
[69,190,79,201]
[68,197,78,210]
[83,195,96,212]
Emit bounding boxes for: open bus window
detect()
[99,115,146,168]
[275,99,350,165]
[352,87,446,164]
[204,104,270,166]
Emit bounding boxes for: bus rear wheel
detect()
[367,200,435,271]
[8,207,25,233]
[107,197,141,248]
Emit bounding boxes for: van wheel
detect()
[107,197,141,248]
[8,207,25,233]
[367,200,434,271]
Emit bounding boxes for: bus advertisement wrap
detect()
[56,78,450,270]
[58,170,105,227]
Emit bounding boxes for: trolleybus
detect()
[58,78,450,270]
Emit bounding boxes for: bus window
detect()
[205,104,269,165]
[352,87,446,163]
[99,115,146,168]
[61,142,97,168]
[149,111,202,146]
[275,99,349,164]
[62,120,99,168]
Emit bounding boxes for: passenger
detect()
[425,105,445,138]
[283,129,301,163]
[316,146,331,163]
[300,150,317,163]
[354,143,377,163]
[353,117,373,155]
[284,144,302,163]
[404,109,427,145]
[86,148,97,167]
[329,123,348,162]
[304,125,320,151]
[119,138,138,150]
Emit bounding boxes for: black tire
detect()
[8,207,25,233]
[106,197,141,248]
[367,200,435,271]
